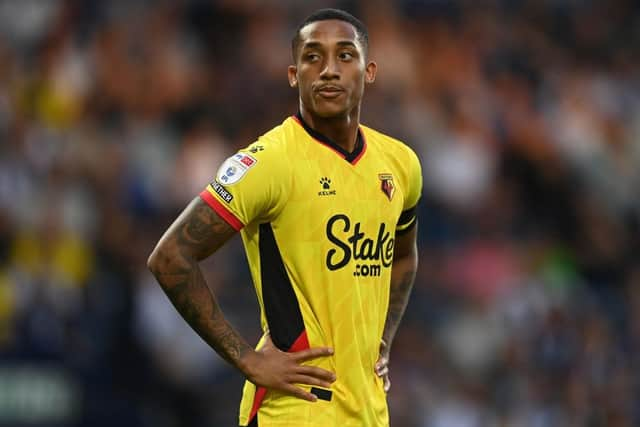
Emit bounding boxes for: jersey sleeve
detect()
[396,147,422,235]
[199,139,290,230]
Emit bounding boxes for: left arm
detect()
[375,223,418,391]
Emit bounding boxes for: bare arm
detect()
[375,223,418,391]
[147,197,335,401]
[147,197,249,365]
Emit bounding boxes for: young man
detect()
[148,8,422,427]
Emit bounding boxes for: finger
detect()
[376,366,389,377]
[375,360,388,375]
[292,347,334,362]
[374,357,388,372]
[383,376,391,393]
[282,384,318,402]
[288,374,333,389]
[296,366,336,382]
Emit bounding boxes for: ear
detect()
[365,61,377,84]
[288,65,298,87]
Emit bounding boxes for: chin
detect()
[312,103,350,119]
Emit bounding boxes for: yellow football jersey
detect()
[200,114,422,427]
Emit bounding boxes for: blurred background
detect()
[0,0,639,426]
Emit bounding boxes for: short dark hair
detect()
[291,9,369,62]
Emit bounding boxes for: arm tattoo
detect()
[178,200,233,258]
[382,269,416,349]
[149,198,250,367]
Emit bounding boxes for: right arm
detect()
[147,197,335,401]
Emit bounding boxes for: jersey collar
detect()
[293,112,366,165]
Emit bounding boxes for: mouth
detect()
[315,85,345,99]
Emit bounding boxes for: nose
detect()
[320,56,340,79]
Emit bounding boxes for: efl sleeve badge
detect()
[216,153,257,185]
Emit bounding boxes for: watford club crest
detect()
[379,173,395,201]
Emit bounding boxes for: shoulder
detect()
[254,116,299,147]
[240,117,297,161]
[217,118,298,195]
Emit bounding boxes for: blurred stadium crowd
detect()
[0,0,639,426]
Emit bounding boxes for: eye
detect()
[306,53,320,62]
[339,51,354,60]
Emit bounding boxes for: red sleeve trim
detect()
[199,189,244,231]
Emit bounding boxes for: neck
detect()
[298,104,361,153]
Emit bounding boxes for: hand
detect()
[375,340,391,392]
[239,334,336,402]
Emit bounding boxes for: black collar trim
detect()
[293,112,366,164]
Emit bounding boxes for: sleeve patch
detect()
[210,181,233,203]
[216,153,257,185]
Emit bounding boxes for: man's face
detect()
[288,20,376,119]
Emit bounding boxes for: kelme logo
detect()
[318,177,336,196]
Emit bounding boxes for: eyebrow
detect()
[301,40,358,50]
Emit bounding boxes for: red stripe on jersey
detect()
[248,330,311,423]
[248,386,267,422]
[351,129,367,165]
[199,189,244,231]
[289,330,310,352]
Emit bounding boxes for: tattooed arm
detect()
[147,197,246,364]
[375,223,418,392]
[147,197,335,401]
